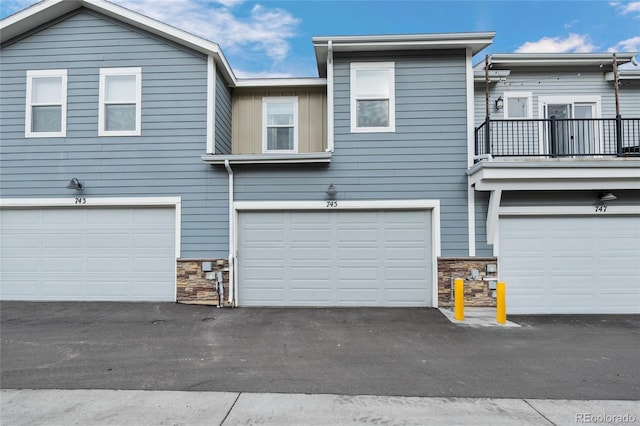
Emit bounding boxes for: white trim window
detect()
[503,91,533,119]
[25,70,67,137]
[99,67,142,136]
[350,62,395,133]
[262,97,298,153]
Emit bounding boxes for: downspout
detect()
[326,40,334,152]
[224,159,235,306]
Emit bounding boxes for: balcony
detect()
[475,117,640,158]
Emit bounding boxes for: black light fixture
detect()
[599,192,617,202]
[66,178,84,191]
[326,183,337,198]
[495,96,504,111]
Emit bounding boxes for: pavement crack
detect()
[523,399,558,426]
[220,392,241,425]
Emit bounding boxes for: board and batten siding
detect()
[233,50,472,256]
[0,9,229,258]
[231,88,327,154]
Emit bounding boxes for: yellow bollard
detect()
[454,278,464,321]
[496,281,506,324]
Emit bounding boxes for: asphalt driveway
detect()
[1,302,638,400]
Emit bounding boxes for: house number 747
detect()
[595,205,607,212]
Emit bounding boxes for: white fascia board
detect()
[469,161,640,191]
[478,52,638,69]
[201,153,332,164]
[234,199,440,211]
[605,71,640,81]
[235,78,327,88]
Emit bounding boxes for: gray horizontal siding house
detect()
[1,0,234,302]
[3,0,637,314]
[471,53,640,314]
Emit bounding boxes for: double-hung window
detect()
[99,67,141,136]
[351,62,395,133]
[262,97,298,153]
[25,70,67,137]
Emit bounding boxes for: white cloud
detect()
[115,0,299,62]
[516,34,596,53]
[610,1,640,17]
[610,35,640,52]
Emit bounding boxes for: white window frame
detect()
[25,69,67,138]
[99,67,142,136]
[538,95,602,155]
[350,62,395,133]
[503,91,533,119]
[262,96,298,153]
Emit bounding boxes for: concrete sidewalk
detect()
[2,389,638,426]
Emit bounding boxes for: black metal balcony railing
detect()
[475,117,640,157]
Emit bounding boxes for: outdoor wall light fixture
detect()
[326,183,337,198]
[495,96,504,111]
[66,178,84,191]
[599,192,617,202]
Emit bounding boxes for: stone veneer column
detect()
[176,259,229,305]
[437,257,499,307]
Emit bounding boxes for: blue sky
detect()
[2,0,639,77]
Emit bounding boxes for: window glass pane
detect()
[32,105,61,132]
[357,99,389,128]
[356,69,389,97]
[105,75,136,102]
[105,104,136,131]
[267,127,293,150]
[507,97,528,118]
[267,102,294,126]
[32,77,61,104]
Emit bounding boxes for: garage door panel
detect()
[239,209,432,307]
[337,247,378,261]
[1,207,175,301]
[500,215,640,314]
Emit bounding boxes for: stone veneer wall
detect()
[177,259,229,305]
[437,257,498,307]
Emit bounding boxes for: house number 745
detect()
[326,201,338,208]
[75,198,87,205]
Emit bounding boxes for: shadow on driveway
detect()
[1,302,638,400]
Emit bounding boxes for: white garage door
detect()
[238,210,433,307]
[0,207,176,301]
[499,215,640,314]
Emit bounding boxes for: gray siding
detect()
[0,9,229,258]
[474,68,640,126]
[215,69,232,154]
[232,50,472,256]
